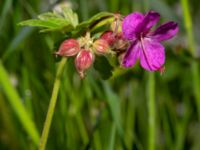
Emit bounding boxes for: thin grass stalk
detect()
[108,123,116,150]
[39,58,67,150]
[180,0,200,120]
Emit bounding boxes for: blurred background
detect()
[0,0,200,149]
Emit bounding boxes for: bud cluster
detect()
[100,13,129,57]
[55,37,94,78]
[55,13,129,78]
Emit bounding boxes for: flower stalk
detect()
[147,73,156,150]
[39,58,67,150]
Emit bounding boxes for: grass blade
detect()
[0,60,39,145]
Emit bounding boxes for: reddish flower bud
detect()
[115,32,123,39]
[93,39,110,55]
[113,35,129,50]
[55,39,80,57]
[75,49,94,78]
[100,31,116,46]
[110,32,129,54]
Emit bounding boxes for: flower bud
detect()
[113,34,129,50]
[93,39,110,55]
[110,18,122,33]
[75,49,94,78]
[111,32,129,54]
[115,32,123,39]
[100,31,116,46]
[55,39,80,57]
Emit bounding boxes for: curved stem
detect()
[39,58,67,150]
[147,73,156,150]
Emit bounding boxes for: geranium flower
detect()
[122,11,178,71]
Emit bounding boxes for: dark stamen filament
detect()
[140,35,153,70]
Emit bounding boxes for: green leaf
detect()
[19,19,65,28]
[19,18,73,33]
[61,8,79,27]
[103,82,123,137]
[94,56,114,80]
[0,61,39,145]
[73,12,114,35]
[79,12,113,28]
[18,8,78,33]
[108,123,116,150]
[39,24,73,33]
[91,17,114,32]
[38,12,63,20]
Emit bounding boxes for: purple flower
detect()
[122,11,178,71]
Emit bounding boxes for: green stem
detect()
[76,113,89,145]
[180,0,200,120]
[94,131,102,150]
[180,0,195,55]
[0,61,39,145]
[39,58,67,150]
[108,123,116,150]
[191,62,200,118]
[147,73,156,150]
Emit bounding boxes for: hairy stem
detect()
[39,58,67,150]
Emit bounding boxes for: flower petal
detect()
[140,38,165,71]
[141,11,160,33]
[122,12,144,40]
[151,21,178,41]
[122,41,141,68]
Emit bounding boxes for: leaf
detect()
[103,82,123,136]
[62,8,79,27]
[80,12,113,28]
[18,8,78,33]
[73,12,114,36]
[19,18,73,33]
[0,61,39,145]
[19,19,65,28]
[91,17,114,32]
[40,24,73,33]
[108,123,116,150]
[38,12,62,20]
[2,27,34,61]
[94,56,114,80]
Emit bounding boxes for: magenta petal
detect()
[141,11,160,33]
[122,12,144,40]
[122,41,141,68]
[152,21,178,41]
[140,38,165,71]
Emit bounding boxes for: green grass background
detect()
[0,0,200,149]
